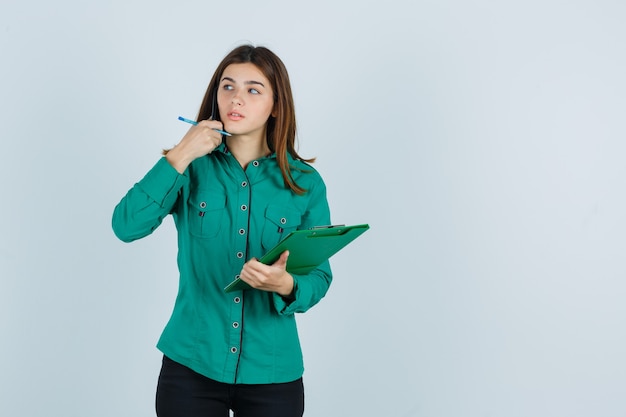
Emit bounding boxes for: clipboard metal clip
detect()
[310,224,346,229]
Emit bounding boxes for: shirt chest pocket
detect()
[188,190,227,239]
[261,205,302,251]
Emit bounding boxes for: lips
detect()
[227,111,244,120]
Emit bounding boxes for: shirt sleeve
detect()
[272,173,333,315]
[112,157,189,242]
[273,260,332,315]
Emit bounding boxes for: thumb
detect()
[274,250,289,268]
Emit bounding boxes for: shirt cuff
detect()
[137,157,189,208]
[273,276,300,315]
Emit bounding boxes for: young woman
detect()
[112,45,332,417]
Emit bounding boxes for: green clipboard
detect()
[223,223,370,293]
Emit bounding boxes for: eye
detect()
[249,88,260,95]
[222,84,234,91]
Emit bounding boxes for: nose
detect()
[232,91,243,106]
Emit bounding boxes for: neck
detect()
[226,134,271,169]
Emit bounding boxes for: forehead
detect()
[221,63,270,85]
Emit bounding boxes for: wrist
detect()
[277,273,295,298]
[165,146,192,173]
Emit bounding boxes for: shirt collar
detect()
[214,141,280,161]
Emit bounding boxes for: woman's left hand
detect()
[239,251,294,297]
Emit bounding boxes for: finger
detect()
[245,259,268,275]
[273,251,289,269]
[203,132,222,153]
[207,132,222,145]
[197,119,225,131]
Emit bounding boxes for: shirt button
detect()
[236,252,244,259]
[241,204,248,211]
[199,202,207,208]
[238,228,246,235]
[232,322,240,329]
[280,217,287,225]
[241,181,248,188]
[252,161,259,167]
[234,297,241,303]
[230,347,238,354]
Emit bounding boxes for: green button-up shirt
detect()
[112,143,332,384]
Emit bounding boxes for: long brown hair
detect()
[198,44,313,194]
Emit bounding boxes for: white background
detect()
[2,0,625,416]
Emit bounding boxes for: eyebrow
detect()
[221,76,265,88]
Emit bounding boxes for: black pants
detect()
[156,356,305,417]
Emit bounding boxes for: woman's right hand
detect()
[165,120,226,173]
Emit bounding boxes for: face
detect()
[217,63,275,139]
